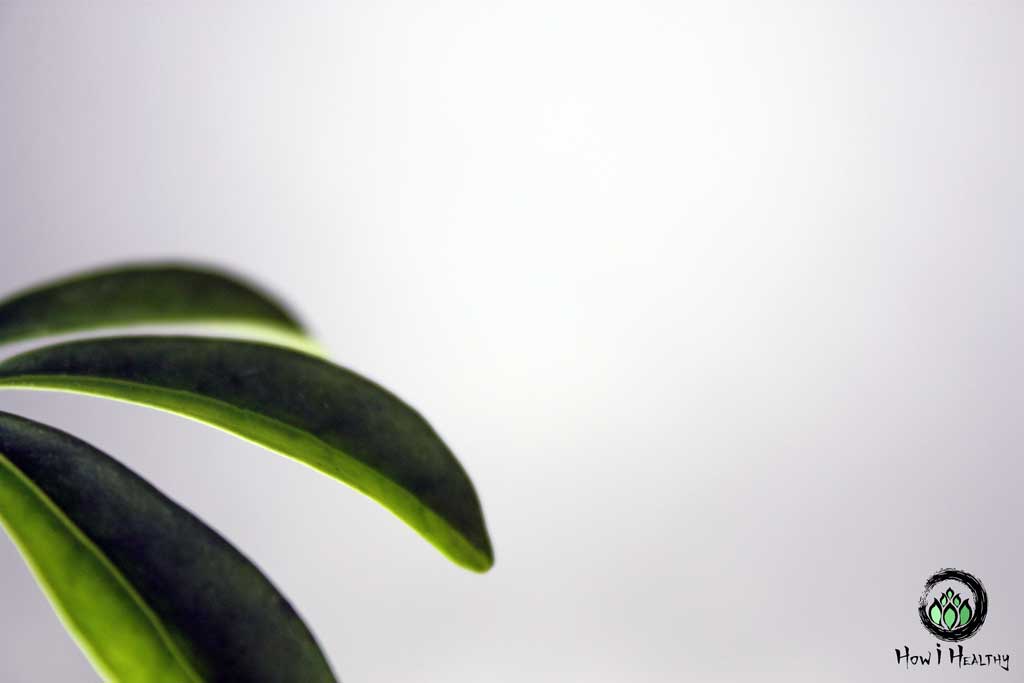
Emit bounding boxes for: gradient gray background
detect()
[1,1,1022,681]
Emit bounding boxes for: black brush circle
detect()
[917,568,987,642]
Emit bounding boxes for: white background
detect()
[1,1,1022,680]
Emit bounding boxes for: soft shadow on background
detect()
[1,2,1022,681]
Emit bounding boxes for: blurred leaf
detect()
[0,410,337,682]
[929,600,942,626]
[959,600,972,626]
[0,263,315,352]
[0,336,494,572]
[943,604,958,629]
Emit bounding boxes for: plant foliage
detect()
[0,263,492,681]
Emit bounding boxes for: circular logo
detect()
[918,569,988,641]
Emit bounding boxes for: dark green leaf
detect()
[0,410,337,682]
[0,336,494,572]
[0,263,313,351]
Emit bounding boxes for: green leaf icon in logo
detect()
[959,600,973,627]
[929,589,972,630]
[918,569,988,641]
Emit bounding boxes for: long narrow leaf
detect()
[0,263,311,349]
[0,411,337,682]
[0,336,494,572]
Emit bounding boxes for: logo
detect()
[893,568,1010,672]
[918,568,988,641]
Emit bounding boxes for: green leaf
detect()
[0,263,316,352]
[929,600,943,626]
[0,336,494,572]
[959,599,972,626]
[943,604,958,629]
[0,410,337,682]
